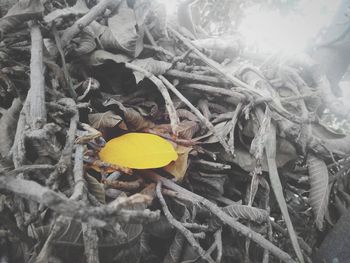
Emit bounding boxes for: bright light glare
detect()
[160,0,178,16]
[238,0,342,55]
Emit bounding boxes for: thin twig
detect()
[125,63,180,134]
[183,83,246,103]
[214,229,222,263]
[53,26,77,100]
[82,223,100,263]
[0,175,159,226]
[270,221,312,255]
[47,99,78,188]
[104,177,144,191]
[159,75,231,153]
[228,102,242,152]
[7,164,55,176]
[165,69,231,85]
[169,27,304,124]
[145,171,296,263]
[70,145,87,201]
[60,0,122,47]
[156,181,215,263]
[192,159,231,170]
[28,22,46,129]
[262,117,304,263]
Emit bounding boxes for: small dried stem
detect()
[145,171,296,263]
[28,22,46,129]
[82,223,100,263]
[125,63,180,134]
[61,0,122,47]
[156,182,215,263]
[159,75,231,153]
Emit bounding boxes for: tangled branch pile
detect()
[1,0,350,262]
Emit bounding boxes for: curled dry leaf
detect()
[88,110,124,130]
[99,133,178,169]
[123,107,156,131]
[163,144,192,181]
[104,99,156,131]
[177,120,200,140]
[85,173,106,204]
[307,153,329,230]
[0,0,43,35]
[131,58,171,83]
[87,49,131,66]
[204,121,232,143]
[163,231,185,263]
[250,108,271,162]
[72,31,96,56]
[210,204,269,230]
[75,123,102,144]
[223,204,269,224]
[100,0,148,57]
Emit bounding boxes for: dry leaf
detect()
[204,121,231,143]
[99,133,178,169]
[265,122,304,263]
[72,31,96,56]
[123,107,156,131]
[190,172,227,196]
[85,173,105,204]
[103,99,155,131]
[163,145,192,181]
[163,231,185,263]
[177,120,200,140]
[307,154,329,230]
[223,204,269,223]
[100,0,148,57]
[250,107,271,162]
[131,58,171,83]
[87,50,131,66]
[210,204,269,229]
[221,139,297,172]
[88,111,123,130]
[44,0,88,24]
[0,0,43,35]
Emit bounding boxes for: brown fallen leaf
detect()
[177,120,200,140]
[163,144,192,181]
[88,110,125,130]
[85,173,105,204]
[131,58,171,83]
[307,153,329,230]
[100,0,149,57]
[153,120,200,140]
[103,99,156,131]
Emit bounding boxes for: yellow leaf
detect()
[163,145,192,181]
[99,133,178,169]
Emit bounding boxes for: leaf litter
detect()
[0,0,348,262]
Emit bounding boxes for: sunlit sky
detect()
[161,0,342,55]
[238,0,342,54]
